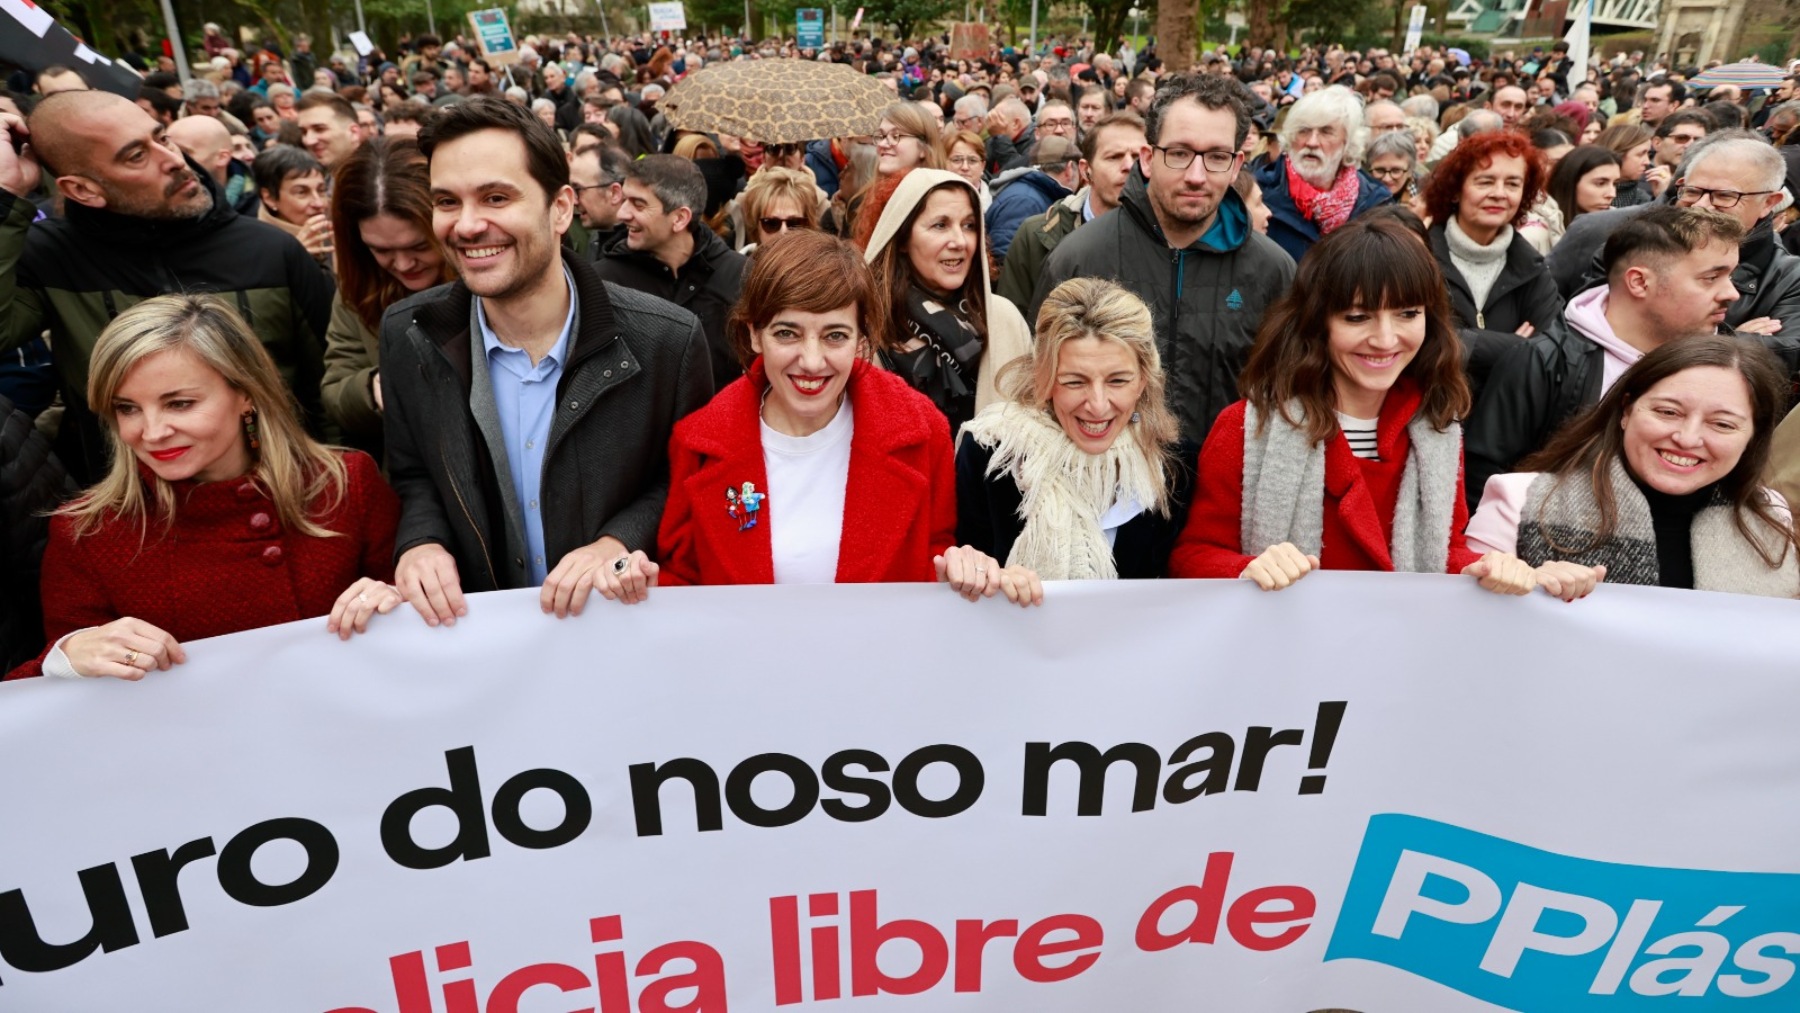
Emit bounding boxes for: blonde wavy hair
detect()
[58,295,349,540]
[740,167,823,232]
[1001,277,1179,487]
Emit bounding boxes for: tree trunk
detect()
[1157,0,1198,72]
[1248,0,1274,48]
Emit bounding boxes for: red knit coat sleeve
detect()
[1168,401,1258,579]
[925,409,958,560]
[1447,452,1482,573]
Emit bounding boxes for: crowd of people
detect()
[3,26,1799,680]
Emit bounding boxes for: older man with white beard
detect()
[1250,85,1393,262]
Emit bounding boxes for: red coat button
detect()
[236,482,259,501]
[261,545,283,566]
[249,512,272,531]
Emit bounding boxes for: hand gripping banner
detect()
[1,574,1797,1011]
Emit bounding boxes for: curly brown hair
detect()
[1421,129,1546,230]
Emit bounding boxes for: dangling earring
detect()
[241,409,261,455]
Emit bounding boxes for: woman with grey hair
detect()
[1363,129,1419,203]
[1251,85,1395,262]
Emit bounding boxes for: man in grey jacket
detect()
[383,98,712,625]
[1032,74,1295,444]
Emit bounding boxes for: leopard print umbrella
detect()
[660,58,892,144]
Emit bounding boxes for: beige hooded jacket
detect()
[862,168,1033,416]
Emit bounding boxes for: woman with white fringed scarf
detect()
[956,278,1194,581]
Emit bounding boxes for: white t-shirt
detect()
[761,400,854,584]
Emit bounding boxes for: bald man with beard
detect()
[0,91,335,482]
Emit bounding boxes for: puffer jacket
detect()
[985,167,1072,262]
[1032,169,1297,443]
[0,166,335,484]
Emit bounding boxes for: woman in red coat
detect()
[648,229,1038,603]
[6,295,401,682]
[1169,215,1544,595]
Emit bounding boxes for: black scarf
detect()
[883,285,984,431]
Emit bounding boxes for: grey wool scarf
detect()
[1241,401,1462,573]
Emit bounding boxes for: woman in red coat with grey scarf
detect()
[1169,216,1564,598]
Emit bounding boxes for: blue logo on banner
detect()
[1325,814,1800,1009]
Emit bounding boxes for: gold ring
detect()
[124,650,139,667]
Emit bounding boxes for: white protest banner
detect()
[649,1,687,33]
[349,30,375,57]
[2,575,1799,1011]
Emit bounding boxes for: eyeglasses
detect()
[947,154,984,169]
[1674,185,1778,210]
[759,216,810,233]
[876,130,918,145]
[1153,146,1239,172]
[1039,117,1075,130]
[572,181,618,195]
[1368,166,1411,180]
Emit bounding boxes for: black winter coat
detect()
[596,223,747,394]
[0,394,74,671]
[1031,171,1296,443]
[955,434,1197,579]
[381,252,714,591]
[1462,315,1605,509]
[1428,223,1565,397]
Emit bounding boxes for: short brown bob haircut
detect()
[1238,215,1468,445]
[727,229,888,369]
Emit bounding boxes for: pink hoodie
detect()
[1562,286,1645,395]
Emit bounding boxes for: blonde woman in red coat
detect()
[5,296,401,682]
[649,230,1040,603]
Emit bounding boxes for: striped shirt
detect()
[1336,411,1380,461]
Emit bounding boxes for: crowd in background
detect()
[3,24,1800,681]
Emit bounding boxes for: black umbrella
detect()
[0,0,144,98]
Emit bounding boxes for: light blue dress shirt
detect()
[476,268,577,584]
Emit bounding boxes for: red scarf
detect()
[1285,159,1361,234]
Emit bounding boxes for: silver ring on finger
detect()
[612,555,632,575]
[357,591,370,605]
